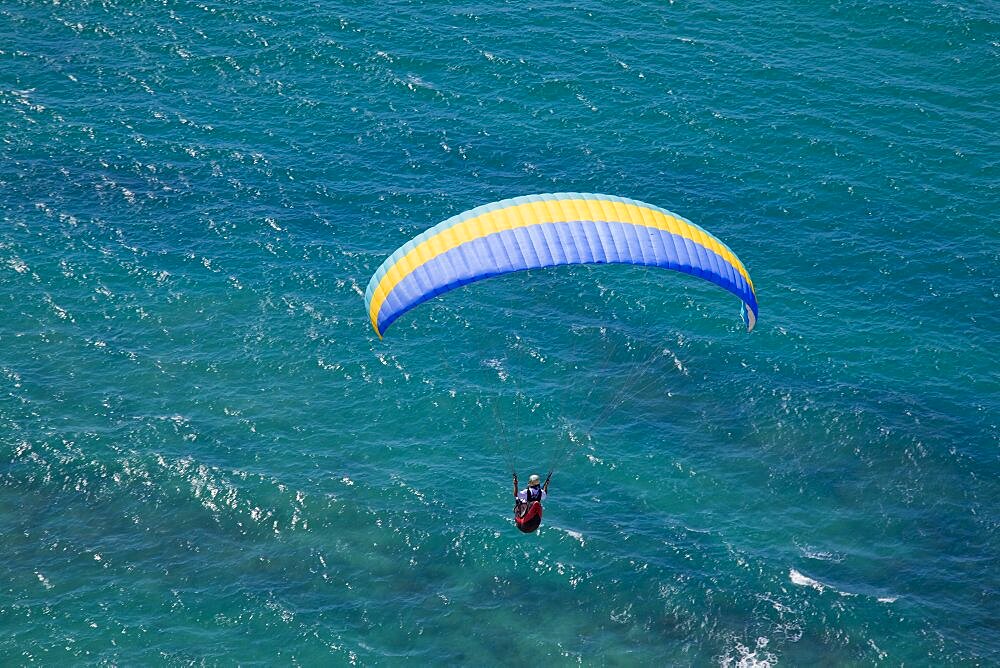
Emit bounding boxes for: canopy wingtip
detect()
[741,303,757,332]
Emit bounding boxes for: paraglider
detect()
[364,193,757,534]
[513,472,550,534]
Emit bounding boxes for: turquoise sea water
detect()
[2,0,997,664]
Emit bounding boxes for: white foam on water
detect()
[719,637,777,668]
[35,572,53,590]
[789,568,827,592]
[789,569,856,597]
[552,526,585,546]
[482,358,509,382]
[797,543,845,562]
[7,257,29,273]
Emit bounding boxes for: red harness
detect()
[515,488,544,533]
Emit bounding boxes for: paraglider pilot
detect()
[513,472,550,533]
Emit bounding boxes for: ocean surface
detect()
[1,0,997,664]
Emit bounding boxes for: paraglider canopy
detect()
[364,193,757,338]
